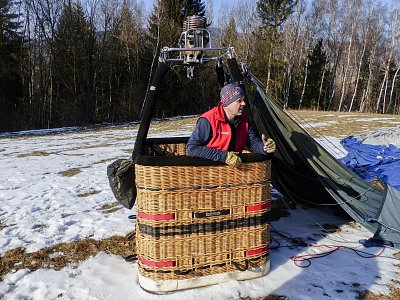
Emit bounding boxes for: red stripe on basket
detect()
[137,211,175,221]
[245,244,270,256]
[245,202,271,212]
[139,256,175,268]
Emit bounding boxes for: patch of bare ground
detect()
[0,235,136,280]
[148,117,196,134]
[358,285,400,300]
[321,223,342,233]
[77,188,101,198]
[289,110,400,138]
[58,167,81,177]
[96,202,123,213]
[17,150,51,157]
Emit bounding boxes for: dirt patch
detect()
[358,284,400,300]
[17,150,51,157]
[148,117,196,134]
[0,235,136,280]
[58,168,81,177]
[78,188,101,197]
[288,110,400,139]
[97,202,123,214]
[322,223,342,233]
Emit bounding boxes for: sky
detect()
[141,0,398,14]
[1,117,400,299]
[142,0,247,24]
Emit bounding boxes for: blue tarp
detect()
[340,136,400,190]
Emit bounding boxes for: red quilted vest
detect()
[201,103,248,152]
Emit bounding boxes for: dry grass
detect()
[58,167,81,177]
[77,188,101,198]
[17,150,51,157]
[358,285,400,300]
[0,235,136,280]
[148,117,196,134]
[321,223,342,233]
[287,110,400,139]
[96,202,123,214]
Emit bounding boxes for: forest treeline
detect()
[0,0,399,132]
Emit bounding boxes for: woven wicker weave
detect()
[145,142,187,156]
[135,143,271,282]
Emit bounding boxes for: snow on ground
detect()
[356,125,400,147]
[1,119,400,300]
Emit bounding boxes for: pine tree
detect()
[146,0,206,57]
[304,39,330,109]
[255,0,298,97]
[52,2,95,126]
[106,1,146,121]
[256,0,298,30]
[144,0,209,118]
[0,0,24,131]
[221,16,238,47]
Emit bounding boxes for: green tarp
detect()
[249,80,400,248]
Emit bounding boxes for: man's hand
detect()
[225,151,242,167]
[262,134,276,153]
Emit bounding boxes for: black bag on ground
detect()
[107,159,136,209]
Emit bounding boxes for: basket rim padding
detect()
[134,152,270,166]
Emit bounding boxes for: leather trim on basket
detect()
[192,209,230,218]
[139,257,175,268]
[137,211,175,221]
[134,152,270,166]
[246,202,271,212]
[245,244,270,256]
[138,213,269,237]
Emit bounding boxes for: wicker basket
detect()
[135,139,271,292]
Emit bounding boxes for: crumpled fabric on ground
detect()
[340,136,400,189]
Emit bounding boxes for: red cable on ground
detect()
[290,244,386,268]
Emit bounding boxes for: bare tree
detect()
[338,0,358,112]
[382,10,400,113]
[232,0,259,64]
[348,2,373,112]
[282,0,308,108]
[25,0,63,127]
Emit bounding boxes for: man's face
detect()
[225,97,246,117]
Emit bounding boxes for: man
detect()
[187,83,276,166]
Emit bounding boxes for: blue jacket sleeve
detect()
[187,118,228,162]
